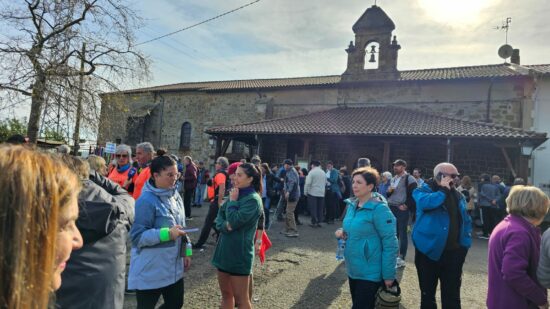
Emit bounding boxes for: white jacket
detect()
[304,166,326,197]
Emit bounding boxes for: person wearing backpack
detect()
[386,159,417,269]
[194,157,230,249]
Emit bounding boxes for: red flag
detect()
[259,230,272,264]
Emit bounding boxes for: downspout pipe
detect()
[485,78,494,122]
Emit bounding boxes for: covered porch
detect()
[206,106,547,181]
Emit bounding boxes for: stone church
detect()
[98,5,550,189]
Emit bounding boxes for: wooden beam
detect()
[500,147,517,178]
[221,138,232,155]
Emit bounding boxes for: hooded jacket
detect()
[412,181,472,261]
[128,179,186,290]
[56,172,134,309]
[342,193,398,282]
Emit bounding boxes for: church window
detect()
[179,122,192,150]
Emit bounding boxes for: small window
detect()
[179,122,191,150]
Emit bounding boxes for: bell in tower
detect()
[342,5,401,82]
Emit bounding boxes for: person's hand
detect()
[169,225,186,240]
[285,192,290,200]
[123,178,132,188]
[229,187,239,201]
[335,229,347,240]
[440,176,452,189]
[538,303,549,309]
[226,221,233,232]
[398,204,408,211]
[491,199,497,205]
[184,256,191,269]
[255,240,262,255]
[384,279,394,289]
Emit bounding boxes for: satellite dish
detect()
[498,44,514,59]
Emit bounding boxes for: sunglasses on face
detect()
[442,173,460,179]
[116,154,129,158]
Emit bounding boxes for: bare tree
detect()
[0,0,150,143]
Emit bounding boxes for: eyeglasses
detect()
[116,154,129,158]
[164,172,181,178]
[442,173,461,179]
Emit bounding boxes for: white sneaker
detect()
[396,257,406,268]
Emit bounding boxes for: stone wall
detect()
[98,77,534,168]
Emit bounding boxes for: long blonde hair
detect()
[0,145,80,308]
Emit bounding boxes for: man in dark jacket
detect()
[57,155,134,309]
[183,156,198,220]
[478,174,502,239]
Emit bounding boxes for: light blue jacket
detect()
[342,193,398,281]
[128,180,186,290]
[412,182,472,261]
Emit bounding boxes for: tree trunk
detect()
[27,71,46,143]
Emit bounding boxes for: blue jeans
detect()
[194,184,206,206]
[263,197,271,229]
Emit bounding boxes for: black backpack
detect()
[207,170,230,199]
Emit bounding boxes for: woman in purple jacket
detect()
[487,185,550,309]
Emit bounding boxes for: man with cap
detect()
[387,159,417,268]
[282,159,300,237]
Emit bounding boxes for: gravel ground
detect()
[124,205,492,309]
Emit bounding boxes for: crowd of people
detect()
[1,136,550,309]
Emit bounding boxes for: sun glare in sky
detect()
[416,0,497,25]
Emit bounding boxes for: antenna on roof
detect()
[495,17,513,63]
[495,17,512,44]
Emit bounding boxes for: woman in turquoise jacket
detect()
[336,167,398,309]
[128,155,190,309]
[212,163,263,309]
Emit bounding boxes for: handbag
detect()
[375,280,401,309]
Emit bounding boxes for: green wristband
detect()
[159,227,170,242]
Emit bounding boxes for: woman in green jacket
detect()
[212,163,263,309]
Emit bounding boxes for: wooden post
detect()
[382,141,391,171]
[215,137,222,158]
[446,138,452,162]
[518,155,529,180]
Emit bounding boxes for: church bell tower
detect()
[342,5,401,81]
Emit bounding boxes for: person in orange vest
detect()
[108,144,138,193]
[132,142,154,200]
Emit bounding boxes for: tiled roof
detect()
[526,64,550,74]
[206,106,547,140]
[117,63,549,94]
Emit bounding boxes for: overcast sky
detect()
[132,0,550,88]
